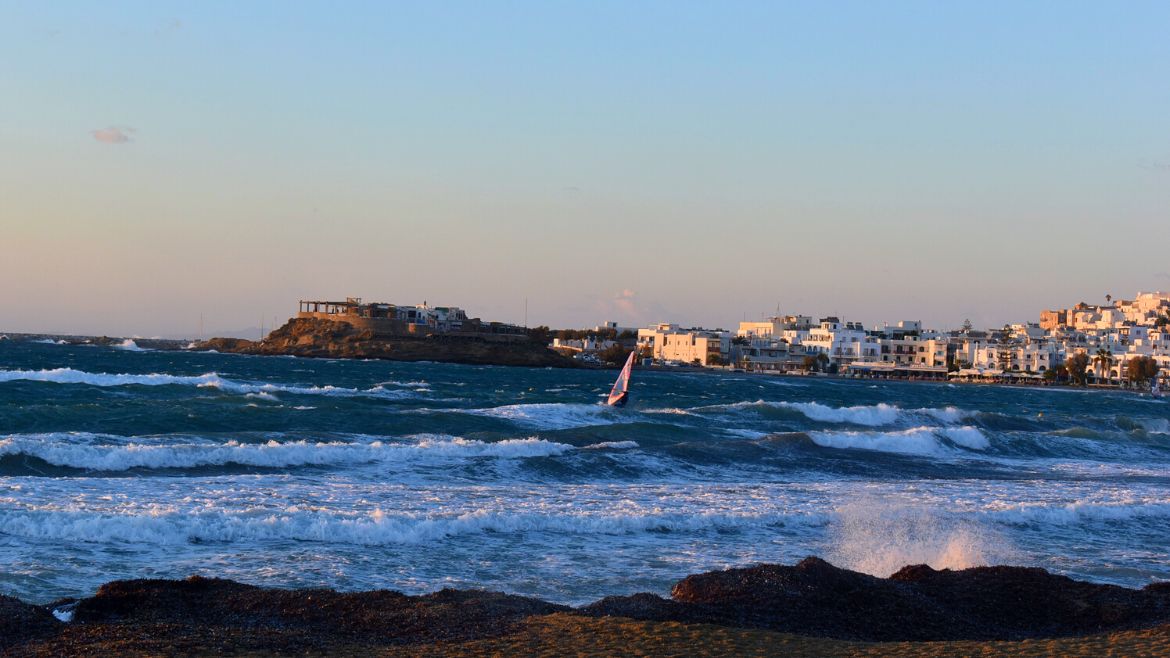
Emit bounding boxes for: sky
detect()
[2,1,1168,337]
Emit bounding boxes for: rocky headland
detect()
[196,317,580,368]
[5,558,1169,656]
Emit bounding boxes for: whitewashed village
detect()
[550,291,1170,389]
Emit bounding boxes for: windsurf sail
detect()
[606,350,636,407]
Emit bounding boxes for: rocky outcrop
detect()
[0,594,60,649]
[581,557,1170,641]
[71,575,567,648]
[197,318,579,368]
[5,560,1170,653]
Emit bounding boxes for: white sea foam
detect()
[377,380,429,388]
[459,403,623,430]
[917,406,968,424]
[808,427,947,456]
[0,434,582,471]
[694,400,909,426]
[34,338,67,345]
[114,339,148,351]
[581,441,639,450]
[988,500,1170,525]
[807,426,989,456]
[642,407,698,416]
[0,507,800,546]
[783,401,901,426]
[0,368,417,399]
[937,426,991,450]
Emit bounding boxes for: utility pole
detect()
[524,298,528,328]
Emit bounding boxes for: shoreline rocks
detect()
[5,558,1170,654]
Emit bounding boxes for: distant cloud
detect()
[92,126,134,144]
[1138,159,1169,171]
[613,289,638,315]
[592,289,671,326]
[1156,272,1170,281]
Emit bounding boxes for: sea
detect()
[2,338,1168,605]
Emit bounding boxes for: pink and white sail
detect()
[606,351,636,406]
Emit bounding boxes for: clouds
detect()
[92,126,134,144]
[613,289,638,315]
[591,289,671,326]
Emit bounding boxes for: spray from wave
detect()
[826,498,1015,577]
[114,339,148,352]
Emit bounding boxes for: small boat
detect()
[606,350,636,407]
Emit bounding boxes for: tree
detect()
[1043,364,1067,383]
[597,344,631,366]
[527,325,552,344]
[707,353,727,367]
[801,355,819,372]
[1126,356,1160,387]
[816,353,830,372]
[1065,352,1090,386]
[1093,348,1114,382]
[961,319,973,333]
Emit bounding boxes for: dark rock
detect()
[71,576,568,646]
[887,563,1170,638]
[579,592,689,620]
[0,594,60,648]
[197,318,579,368]
[628,557,1170,641]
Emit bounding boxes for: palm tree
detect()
[1093,348,1114,383]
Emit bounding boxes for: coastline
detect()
[2,333,1158,397]
[5,558,1169,655]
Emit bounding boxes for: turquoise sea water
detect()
[1,339,1168,604]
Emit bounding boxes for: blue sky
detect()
[2,2,1168,336]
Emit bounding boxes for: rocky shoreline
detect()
[195,317,581,368]
[5,558,1169,655]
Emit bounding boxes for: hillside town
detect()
[549,291,1170,389]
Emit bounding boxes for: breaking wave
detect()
[0,368,418,399]
[581,441,639,450]
[455,403,628,430]
[988,500,1170,525]
[114,339,148,352]
[690,400,970,428]
[807,426,989,456]
[783,401,901,426]
[0,434,576,472]
[0,507,805,546]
